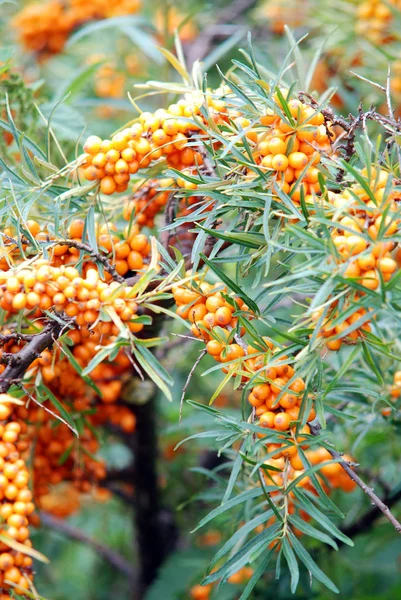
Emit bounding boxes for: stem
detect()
[0,318,68,393]
[341,485,401,541]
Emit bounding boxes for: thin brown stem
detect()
[310,423,401,535]
[39,511,136,581]
[179,348,207,422]
[58,240,126,283]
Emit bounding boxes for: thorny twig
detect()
[310,423,401,535]
[1,233,129,285]
[179,349,207,422]
[0,332,35,346]
[20,383,78,435]
[340,484,401,541]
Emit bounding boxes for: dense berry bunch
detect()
[0,260,144,330]
[123,179,174,228]
[264,447,356,497]
[12,0,142,56]
[1,216,151,282]
[18,402,106,503]
[79,89,227,193]
[248,93,332,201]
[174,282,311,446]
[311,168,400,351]
[0,213,153,521]
[81,87,333,205]
[173,280,248,346]
[356,0,399,44]
[0,395,35,595]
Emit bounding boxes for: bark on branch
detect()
[0,318,68,393]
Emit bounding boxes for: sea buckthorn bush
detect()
[2,1,401,599]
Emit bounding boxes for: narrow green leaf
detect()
[288,515,338,550]
[191,488,264,533]
[288,531,339,594]
[282,537,299,593]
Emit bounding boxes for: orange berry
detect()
[267,137,287,155]
[274,412,291,431]
[206,340,223,356]
[252,384,271,401]
[84,135,102,155]
[127,251,144,271]
[220,344,245,362]
[215,306,232,326]
[279,392,298,409]
[100,176,117,195]
[259,411,275,428]
[288,152,308,170]
[205,295,225,312]
[271,154,289,171]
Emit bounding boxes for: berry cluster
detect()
[174,282,315,458]
[312,168,400,351]
[249,93,331,201]
[173,281,248,346]
[356,0,399,45]
[80,89,228,194]
[17,402,106,503]
[265,447,356,497]
[123,179,174,228]
[259,448,356,548]
[1,215,151,282]
[0,260,143,331]
[12,0,142,56]
[0,395,35,595]
[81,87,333,206]
[0,212,154,521]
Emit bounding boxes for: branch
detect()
[0,332,35,346]
[39,511,136,581]
[0,317,69,393]
[155,333,197,361]
[59,240,126,283]
[341,485,401,540]
[310,423,401,535]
